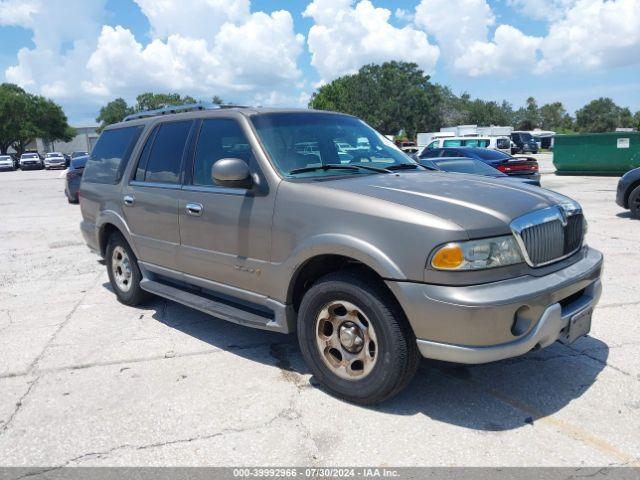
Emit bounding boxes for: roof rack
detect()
[122,102,251,122]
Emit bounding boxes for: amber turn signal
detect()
[431,244,464,269]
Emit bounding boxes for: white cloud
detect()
[132,0,250,39]
[2,0,306,118]
[414,0,495,60]
[304,0,439,82]
[394,8,414,22]
[84,11,304,99]
[537,0,640,73]
[0,0,39,27]
[506,0,577,21]
[455,25,541,76]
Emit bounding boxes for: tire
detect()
[629,185,640,220]
[105,232,151,306]
[297,270,420,405]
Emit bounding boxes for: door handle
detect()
[123,195,135,206]
[186,203,203,216]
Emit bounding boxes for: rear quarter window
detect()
[83,126,143,184]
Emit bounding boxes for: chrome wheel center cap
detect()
[339,322,364,353]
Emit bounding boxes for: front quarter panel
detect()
[269,179,467,299]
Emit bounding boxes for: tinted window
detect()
[496,138,510,149]
[83,126,143,184]
[469,148,511,161]
[419,148,441,158]
[192,119,253,186]
[443,139,462,147]
[462,139,489,147]
[432,158,501,175]
[134,126,158,181]
[141,121,191,184]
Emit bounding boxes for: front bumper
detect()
[386,247,603,364]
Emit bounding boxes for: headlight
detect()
[431,235,524,271]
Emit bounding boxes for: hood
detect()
[320,171,568,238]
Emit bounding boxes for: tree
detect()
[575,98,634,133]
[96,98,133,132]
[634,111,640,131]
[309,61,443,138]
[134,92,197,111]
[514,97,540,130]
[0,83,73,155]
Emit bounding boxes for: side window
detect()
[420,148,440,158]
[140,121,192,184]
[496,138,510,149]
[134,126,158,181]
[443,139,462,147]
[192,119,254,187]
[426,140,438,150]
[83,126,143,184]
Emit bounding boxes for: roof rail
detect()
[122,102,251,122]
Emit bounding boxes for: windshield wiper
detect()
[386,164,421,171]
[289,164,391,175]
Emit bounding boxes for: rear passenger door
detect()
[177,117,275,295]
[122,120,194,271]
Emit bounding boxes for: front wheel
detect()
[629,185,640,219]
[105,232,151,305]
[297,271,420,405]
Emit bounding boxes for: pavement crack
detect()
[0,376,40,434]
[25,272,104,375]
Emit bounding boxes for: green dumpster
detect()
[553,132,640,175]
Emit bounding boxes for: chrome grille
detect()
[511,207,584,267]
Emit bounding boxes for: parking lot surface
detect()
[0,168,638,467]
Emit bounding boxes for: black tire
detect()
[105,232,151,306]
[629,185,640,220]
[297,270,420,405]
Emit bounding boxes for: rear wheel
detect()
[105,232,151,305]
[297,271,420,405]
[629,185,640,219]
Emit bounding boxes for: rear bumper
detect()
[386,247,603,364]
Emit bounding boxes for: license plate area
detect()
[560,307,592,344]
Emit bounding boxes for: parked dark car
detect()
[65,155,88,203]
[419,157,540,186]
[511,131,539,154]
[418,146,540,184]
[616,167,640,219]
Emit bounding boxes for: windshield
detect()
[22,154,38,158]
[432,158,502,176]
[468,148,511,161]
[515,132,534,142]
[72,152,88,158]
[47,153,62,157]
[251,113,416,178]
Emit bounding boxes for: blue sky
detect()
[0,0,638,124]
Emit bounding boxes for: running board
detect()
[140,278,291,333]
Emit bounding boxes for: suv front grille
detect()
[512,207,584,267]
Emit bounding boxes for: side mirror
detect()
[211,158,252,189]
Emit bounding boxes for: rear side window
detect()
[135,121,191,184]
[83,126,143,184]
[443,139,462,147]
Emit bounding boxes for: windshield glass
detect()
[432,158,502,175]
[22,154,38,158]
[47,153,62,157]
[515,132,534,142]
[251,113,416,178]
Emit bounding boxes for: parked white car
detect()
[44,152,66,169]
[420,136,512,155]
[19,153,43,170]
[0,155,15,171]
